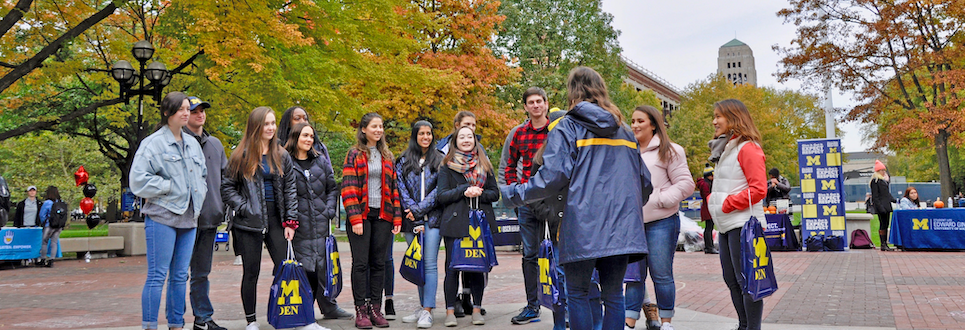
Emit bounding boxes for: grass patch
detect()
[60,223,109,238]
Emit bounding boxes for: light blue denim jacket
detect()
[130,126,207,217]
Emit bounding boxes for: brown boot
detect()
[355,305,374,329]
[368,302,389,328]
[879,230,893,251]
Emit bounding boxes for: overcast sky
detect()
[601,0,872,153]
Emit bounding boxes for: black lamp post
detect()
[110,40,172,142]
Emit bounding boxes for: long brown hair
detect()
[566,66,623,123]
[904,186,920,206]
[713,99,761,145]
[442,126,492,173]
[227,106,284,180]
[354,112,393,161]
[633,105,677,163]
[284,122,318,158]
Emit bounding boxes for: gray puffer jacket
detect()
[290,153,339,271]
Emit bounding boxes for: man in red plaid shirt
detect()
[505,87,554,325]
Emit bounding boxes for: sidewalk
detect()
[1,241,963,330]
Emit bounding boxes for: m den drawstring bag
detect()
[741,191,779,301]
[450,197,497,273]
[400,232,426,285]
[324,235,343,302]
[538,224,562,308]
[268,241,315,328]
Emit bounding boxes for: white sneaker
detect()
[403,307,423,323]
[660,322,674,330]
[297,323,331,330]
[417,310,433,328]
[234,255,243,266]
[245,322,260,330]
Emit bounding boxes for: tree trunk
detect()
[935,128,954,201]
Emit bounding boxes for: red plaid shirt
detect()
[506,120,548,185]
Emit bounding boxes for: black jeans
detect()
[443,237,485,308]
[878,211,891,232]
[304,263,340,315]
[189,228,217,323]
[704,219,716,249]
[719,228,763,330]
[348,208,394,306]
[233,201,287,321]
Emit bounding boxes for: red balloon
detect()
[74,166,89,187]
[80,197,94,215]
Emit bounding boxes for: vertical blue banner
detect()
[797,139,847,247]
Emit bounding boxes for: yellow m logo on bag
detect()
[913,218,929,230]
[539,257,552,285]
[406,238,422,261]
[330,251,340,275]
[277,280,303,305]
[461,225,484,248]
[753,237,769,268]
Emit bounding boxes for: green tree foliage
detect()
[669,75,826,184]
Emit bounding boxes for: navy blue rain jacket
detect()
[502,101,653,265]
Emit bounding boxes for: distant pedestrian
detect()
[696,165,718,254]
[870,160,896,251]
[706,99,768,330]
[38,185,65,267]
[340,112,402,329]
[130,92,208,330]
[503,66,652,330]
[625,105,695,330]
[182,96,229,330]
[221,106,299,330]
[764,168,791,206]
[14,186,42,228]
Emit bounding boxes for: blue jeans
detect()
[405,228,441,308]
[588,272,603,330]
[142,217,197,329]
[720,228,763,330]
[189,228,217,323]
[563,255,628,330]
[384,248,395,298]
[626,214,680,320]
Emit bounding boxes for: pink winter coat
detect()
[640,136,696,223]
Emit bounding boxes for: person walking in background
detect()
[503,66,652,330]
[764,168,791,207]
[340,112,402,329]
[504,87,552,325]
[14,186,41,228]
[898,187,921,210]
[624,106,695,330]
[221,106,299,330]
[182,96,229,330]
[695,165,718,254]
[37,186,65,267]
[437,126,499,327]
[706,99,768,330]
[396,120,444,328]
[130,92,208,330]
[284,122,352,327]
[870,160,896,251]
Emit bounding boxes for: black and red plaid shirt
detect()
[506,120,548,185]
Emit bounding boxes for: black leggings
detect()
[878,211,891,232]
[347,208,394,306]
[443,237,485,309]
[233,201,287,323]
[719,228,763,330]
[704,219,716,249]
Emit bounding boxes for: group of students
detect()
[11,185,66,267]
[129,65,773,330]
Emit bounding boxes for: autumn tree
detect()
[670,74,827,184]
[775,0,965,199]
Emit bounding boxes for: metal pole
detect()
[136,61,145,143]
[824,81,835,139]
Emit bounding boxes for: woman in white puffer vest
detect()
[706,99,768,330]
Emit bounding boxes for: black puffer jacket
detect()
[290,153,339,270]
[222,150,299,232]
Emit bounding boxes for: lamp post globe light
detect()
[109,40,172,142]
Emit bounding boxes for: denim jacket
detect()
[130,126,208,217]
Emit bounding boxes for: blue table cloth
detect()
[0,227,42,260]
[764,214,800,251]
[891,209,965,250]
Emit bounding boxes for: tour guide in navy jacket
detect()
[502,101,652,264]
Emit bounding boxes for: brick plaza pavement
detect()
[1,241,964,330]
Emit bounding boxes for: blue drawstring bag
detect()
[324,235,343,302]
[400,232,426,286]
[741,214,779,301]
[268,241,316,328]
[450,200,494,273]
[805,234,826,252]
[538,226,562,308]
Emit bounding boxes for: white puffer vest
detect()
[708,139,766,234]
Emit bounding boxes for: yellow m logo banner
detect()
[806,155,821,166]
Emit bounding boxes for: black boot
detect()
[879,230,893,251]
[383,298,396,320]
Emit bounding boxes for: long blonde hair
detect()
[566,66,623,123]
[227,107,284,180]
[713,99,761,145]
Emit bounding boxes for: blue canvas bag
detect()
[324,235,343,302]
[268,241,316,328]
[741,213,779,302]
[400,232,426,286]
[805,234,827,252]
[450,199,494,273]
[538,225,562,308]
